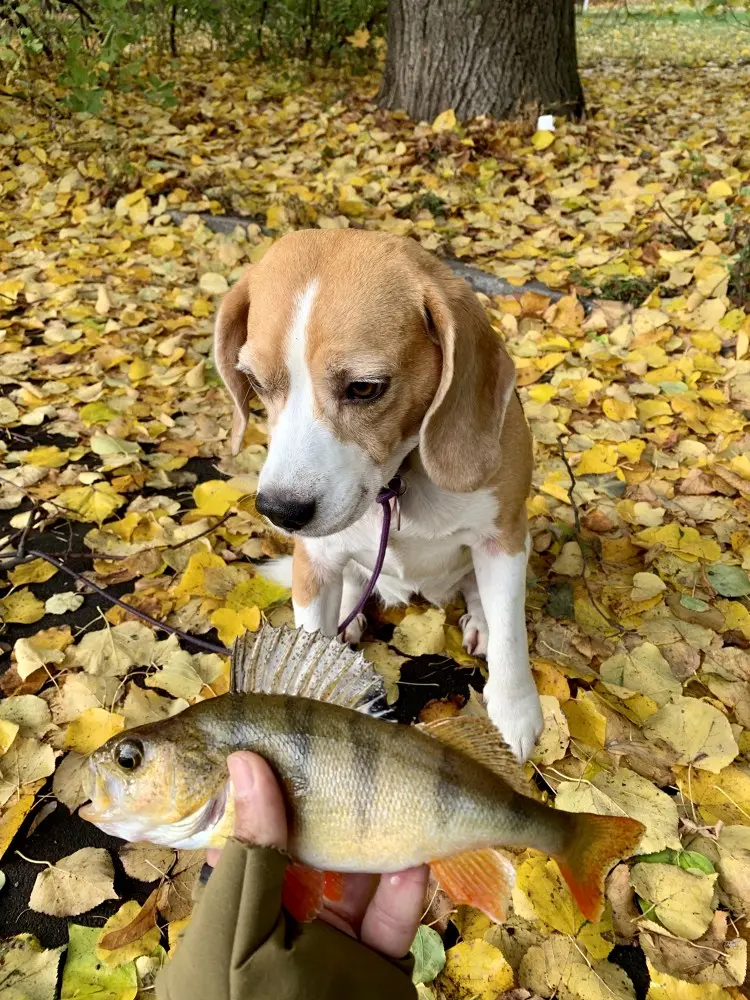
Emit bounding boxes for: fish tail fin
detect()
[555,814,644,922]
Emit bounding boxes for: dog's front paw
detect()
[459,612,488,658]
[341,613,367,646]
[484,680,543,762]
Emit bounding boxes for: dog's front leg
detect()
[472,532,543,762]
[292,539,343,636]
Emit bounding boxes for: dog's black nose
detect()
[256,492,316,531]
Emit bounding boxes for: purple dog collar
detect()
[336,476,405,636]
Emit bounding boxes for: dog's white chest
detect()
[316,476,500,606]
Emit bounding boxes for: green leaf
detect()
[659,381,689,393]
[636,894,658,918]
[80,401,118,426]
[680,595,709,612]
[706,563,750,598]
[90,434,142,456]
[677,850,716,875]
[61,925,137,1000]
[637,848,679,865]
[410,925,446,985]
[637,847,715,875]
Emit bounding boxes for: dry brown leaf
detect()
[605,863,639,941]
[29,847,118,917]
[630,862,716,940]
[119,842,176,883]
[52,751,90,811]
[97,892,161,964]
[519,933,635,1000]
[642,696,739,773]
[555,766,679,854]
[156,850,205,922]
[640,912,747,988]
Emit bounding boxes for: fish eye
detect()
[115,738,144,772]
[344,379,389,404]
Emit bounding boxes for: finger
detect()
[229,751,288,848]
[206,752,287,866]
[360,865,430,958]
[320,873,379,934]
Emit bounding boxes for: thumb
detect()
[207,752,287,865]
[230,751,288,849]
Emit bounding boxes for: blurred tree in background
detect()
[0,0,747,116]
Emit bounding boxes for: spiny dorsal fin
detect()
[419,715,540,798]
[231,624,390,717]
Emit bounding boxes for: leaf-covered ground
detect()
[1,14,750,1000]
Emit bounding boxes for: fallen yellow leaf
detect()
[210,605,261,645]
[64,708,125,754]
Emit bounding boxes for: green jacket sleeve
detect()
[155,839,417,1000]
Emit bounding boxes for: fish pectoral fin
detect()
[418,716,539,798]
[430,848,515,924]
[282,863,344,923]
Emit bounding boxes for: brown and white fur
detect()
[213,230,542,761]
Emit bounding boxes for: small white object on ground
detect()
[536,115,556,132]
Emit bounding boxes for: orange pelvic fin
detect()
[555,813,645,922]
[282,864,345,923]
[283,862,324,922]
[323,870,345,903]
[430,848,515,924]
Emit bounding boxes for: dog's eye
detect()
[115,738,144,772]
[237,364,264,396]
[344,380,389,403]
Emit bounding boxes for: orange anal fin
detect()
[430,848,515,924]
[282,862,325,922]
[555,814,645,923]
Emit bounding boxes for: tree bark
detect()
[378,0,584,123]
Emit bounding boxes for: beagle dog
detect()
[214,229,542,761]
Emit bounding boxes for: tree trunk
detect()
[377,0,584,123]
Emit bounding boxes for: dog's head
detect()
[214,230,516,537]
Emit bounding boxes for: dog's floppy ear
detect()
[418,272,517,493]
[214,270,253,455]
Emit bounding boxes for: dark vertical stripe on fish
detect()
[347,708,377,835]
[435,741,459,830]
[283,696,313,797]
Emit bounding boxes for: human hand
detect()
[206,751,429,959]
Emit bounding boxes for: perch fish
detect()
[80,624,643,922]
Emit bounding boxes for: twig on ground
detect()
[556,434,628,636]
[0,476,241,654]
[16,505,40,560]
[656,199,697,248]
[168,509,234,550]
[0,491,230,655]
[25,549,229,656]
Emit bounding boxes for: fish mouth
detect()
[79,773,232,850]
[79,762,114,823]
